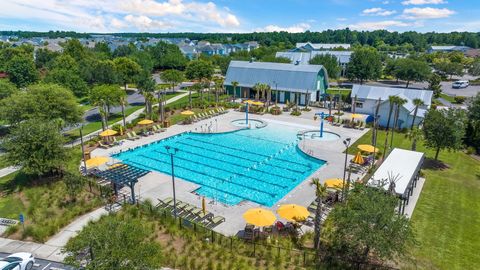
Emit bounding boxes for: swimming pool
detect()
[113,121,326,206]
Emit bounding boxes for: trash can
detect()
[163,120,170,128]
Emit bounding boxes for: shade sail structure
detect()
[277,204,309,222]
[243,208,276,227]
[181,110,195,116]
[324,178,344,189]
[357,144,379,153]
[138,119,154,125]
[85,156,109,168]
[99,129,117,137]
[352,152,365,165]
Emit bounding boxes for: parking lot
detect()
[0,252,74,270]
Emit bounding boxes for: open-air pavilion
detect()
[369,148,425,215]
[93,164,150,204]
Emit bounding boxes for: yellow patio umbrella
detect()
[243,100,255,104]
[181,110,195,116]
[202,197,206,215]
[138,119,154,125]
[85,156,109,168]
[243,208,276,227]
[324,178,344,189]
[351,113,363,119]
[352,151,365,165]
[277,204,309,222]
[357,144,379,153]
[252,101,264,106]
[99,129,117,137]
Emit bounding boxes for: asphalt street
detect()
[0,252,75,270]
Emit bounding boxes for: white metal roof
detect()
[369,148,424,197]
[224,60,328,92]
[296,42,351,50]
[276,51,352,65]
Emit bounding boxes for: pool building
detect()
[224,60,329,106]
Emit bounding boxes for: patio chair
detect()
[152,126,161,133]
[192,115,199,122]
[99,141,111,149]
[206,215,225,228]
[131,131,141,139]
[156,197,173,208]
[244,224,255,240]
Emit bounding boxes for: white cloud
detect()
[402,0,447,5]
[362,8,397,16]
[0,0,241,32]
[348,20,416,30]
[402,7,455,19]
[255,23,311,33]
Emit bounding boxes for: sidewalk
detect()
[0,166,19,178]
[0,208,107,261]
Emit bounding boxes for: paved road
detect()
[361,80,480,97]
[0,252,74,270]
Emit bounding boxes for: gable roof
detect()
[296,42,351,50]
[276,51,352,65]
[224,60,328,92]
[351,84,433,116]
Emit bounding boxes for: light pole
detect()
[342,138,351,200]
[165,146,179,218]
[79,125,87,175]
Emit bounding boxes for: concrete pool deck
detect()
[91,108,369,236]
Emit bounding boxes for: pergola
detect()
[93,164,150,204]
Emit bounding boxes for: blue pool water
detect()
[113,122,326,206]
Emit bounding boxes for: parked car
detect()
[452,80,469,89]
[0,253,35,270]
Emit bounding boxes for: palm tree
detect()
[119,96,127,128]
[232,81,239,100]
[156,84,168,123]
[406,127,423,151]
[253,83,261,100]
[390,97,407,149]
[410,98,425,130]
[138,74,156,119]
[383,96,398,159]
[266,84,272,109]
[310,178,328,257]
[213,76,224,106]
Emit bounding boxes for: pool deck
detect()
[91,108,369,236]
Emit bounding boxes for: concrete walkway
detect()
[0,166,19,178]
[0,208,107,261]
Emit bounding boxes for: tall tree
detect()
[62,39,87,61]
[465,93,480,154]
[4,119,67,176]
[411,98,425,130]
[137,72,156,120]
[5,54,39,87]
[148,41,187,70]
[44,68,89,97]
[326,183,415,267]
[113,57,142,92]
[390,97,407,149]
[309,54,341,79]
[423,108,466,160]
[0,79,18,100]
[64,214,163,270]
[185,60,214,101]
[393,58,431,88]
[89,85,125,130]
[428,73,442,98]
[0,83,81,126]
[346,47,382,84]
[212,76,224,105]
[231,81,239,100]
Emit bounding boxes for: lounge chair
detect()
[156,197,173,208]
[99,141,111,149]
[206,215,225,228]
[192,115,199,122]
[152,126,161,133]
[131,131,142,139]
[155,125,166,132]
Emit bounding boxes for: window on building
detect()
[355,102,363,108]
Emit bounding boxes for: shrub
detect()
[454,96,466,104]
[290,110,302,116]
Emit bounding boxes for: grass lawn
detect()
[350,129,480,269]
[327,88,351,99]
[439,93,456,103]
[0,148,103,243]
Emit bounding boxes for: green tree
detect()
[62,39,87,61]
[390,97,408,149]
[259,55,291,63]
[411,98,425,130]
[185,60,214,101]
[35,48,60,69]
[148,41,187,70]
[5,54,39,87]
[346,47,382,84]
[231,81,239,100]
[325,183,415,267]
[394,58,431,88]
[91,60,118,85]
[63,213,163,270]
[310,178,328,257]
[466,93,480,154]
[423,108,466,160]
[433,58,464,79]
[212,76,224,104]
[48,54,79,72]
[4,120,67,176]
[0,79,18,99]
[89,85,126,130]
[0,83,81,125]
[309,54,341,79]
[130,51,154,73]
[44,68,89,97]
[406,127,423,151]
[137,72,156,120]
[93,42,111,58]
[113,43,137,58]
[428,73,442,98]
[468,58,480,76]
[160,69,184,121]
[113,57,142,91]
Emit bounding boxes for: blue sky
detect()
[0,0,478,33]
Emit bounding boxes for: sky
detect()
[0,0,478,33]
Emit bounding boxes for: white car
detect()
[452,80,469,89]
[0,253,35,270]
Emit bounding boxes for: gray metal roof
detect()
[276,51,352,65]
[224,60,328,92]
[296,43,351,50]
[351,84,433,116]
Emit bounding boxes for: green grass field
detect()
[350,129,480,269]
